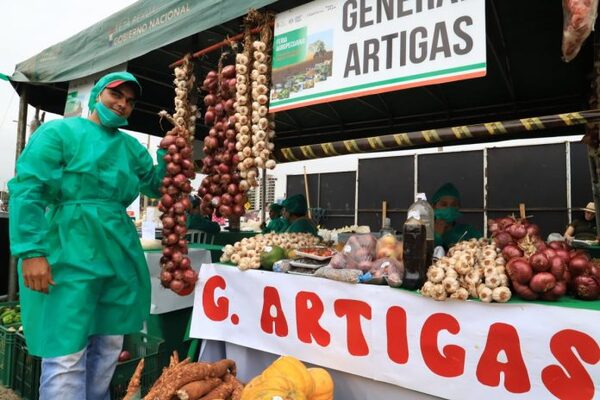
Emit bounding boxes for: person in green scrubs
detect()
[261,203,288,233]
[187,195,220,234]
[8,72,165,399]
[432,183,481,249]
[282,194,318,235]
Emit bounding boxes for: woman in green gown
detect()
[432,183,481,250]
[9,72,165,399]
[282,194,318,236]
[262,203,288,233]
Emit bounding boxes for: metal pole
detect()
[8,86,28,301]
[589,31,600,241]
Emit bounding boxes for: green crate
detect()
[0,323,21,388]
[0,300,21,389]
[12,332,40,400]
[11,332,163,400]
[110,333,164,400]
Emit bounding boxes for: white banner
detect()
[269,0,486,112]
[191,264,600,400]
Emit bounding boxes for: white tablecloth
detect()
[199,340,442,400]
[145,248,211,314]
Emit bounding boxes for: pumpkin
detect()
[241,374,307,400]
[307,368,334,400]
[261,356,315,397]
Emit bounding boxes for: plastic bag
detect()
[365,257,405,287]
[328,252,347,269]
[342,234,377,271]
[314,266,363,283]
[562,0,599,62]
[375,234,403,260]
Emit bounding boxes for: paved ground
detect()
[0,385,21,400]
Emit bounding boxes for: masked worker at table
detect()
[432,183,481,249]
[8,72,166,400]
[261,203,289,233]
[187,195,220,234]
[282,194,318,235]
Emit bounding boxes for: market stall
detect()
[4,0,600,399]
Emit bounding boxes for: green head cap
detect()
[282,194,308,215]
[269,203,283,213]
[432,182,460,206]
[88,71,142,112]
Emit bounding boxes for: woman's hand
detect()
[22,257,55,293]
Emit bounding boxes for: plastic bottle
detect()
[407,193,434,267]
[380,217,396,237]
[401,210,427,290]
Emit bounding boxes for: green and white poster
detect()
[269,0,486,112]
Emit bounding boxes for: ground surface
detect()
[0,385,21,400]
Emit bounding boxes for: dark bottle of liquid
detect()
[402,210,427,290]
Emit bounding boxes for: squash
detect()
[307,368,334,400]
[241,374,307,400]
[261,356,315,397]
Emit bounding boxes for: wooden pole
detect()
[303,166,312,220]
[261,168,267,224]
[382,201,387,228]
[519,203,526,220]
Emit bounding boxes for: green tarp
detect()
[0,73,9,81]
[9,0,276,84]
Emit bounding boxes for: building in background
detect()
[248,174,277,210]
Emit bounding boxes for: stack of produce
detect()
[198,62,247,219]
[234,11,277,189]
[327,234,404,287]
[0,304,21,330]
[123,353,243,400]
[241,355,333,400]
[158,56,199,296]
[420,238,512,302]
[220,233,320,270]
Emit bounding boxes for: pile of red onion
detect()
[198,66,247,219]
[490,216,600,300]
[157,126,198,296]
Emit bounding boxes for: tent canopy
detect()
[8,0,594,160]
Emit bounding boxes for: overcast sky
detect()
[0,0,139,191]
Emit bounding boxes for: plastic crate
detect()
[0,301,21,388]
[12,332,40,400]
[11,332,163,400]
[110,333,164,400]
[0,323,20,388]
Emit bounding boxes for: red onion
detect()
[554,249,570,264]
[526,224,540,237]
[530,252,550,272]
[180,257,191,270]
[222,64,236,79]
[166,234,179,245]
[173,202,185,214]
[507,223,527,240]
[498,217,515,230]
[541,280,567,301]
[160,135,176,149]
[219,205,232,217]
[182,269,198,284]
[506,257,533,284]
[161,194,174,208]
[529,272,556,293]
[162,216,175,229]
[573,275,600,300]
[548,241,567,251]
[512,281,539,300]
[494,232,513,249]
[569,256,591,276]
[169,279,185,292]
[221,193,233,206]
[549,256,566,280]
[502,244,523,260]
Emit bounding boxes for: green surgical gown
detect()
[284,217,318,236]
[8,117,166,358]
[262,217,288,234]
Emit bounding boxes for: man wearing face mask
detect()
[8,72,166,400]
[432,183,481,249]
